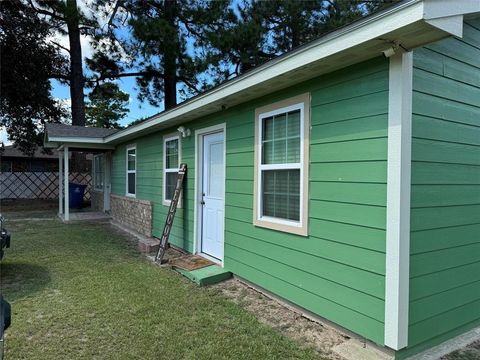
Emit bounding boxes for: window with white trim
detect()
[254,94,309,236]
[126,146,136,196]
[93,154,104,191]
[163,135,180,203]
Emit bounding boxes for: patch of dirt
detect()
[441,339,480,360]
[210,278,349,360]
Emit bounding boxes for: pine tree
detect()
[201,0,399,79]
[90,0,230,110]
[26,0,99,127]
[0,0,67,155]
[85,83,129,129]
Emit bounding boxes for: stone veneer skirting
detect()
[90,190,104,212]
[110,194,152,237]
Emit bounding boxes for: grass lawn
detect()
[1,215,322,359]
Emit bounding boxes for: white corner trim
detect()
[384,50,413,351]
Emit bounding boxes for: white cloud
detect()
[46,30,95,61]
[0,127,12,146]
[43,0,102,61]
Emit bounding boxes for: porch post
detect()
[103,152,112,212]
[64,146,70,221]
[58,150,63,216]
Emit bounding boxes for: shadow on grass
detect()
[1,262,51,302]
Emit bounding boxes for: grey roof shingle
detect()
[1,145,58,159]
[46,123,119,139]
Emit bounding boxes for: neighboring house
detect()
[0,145,59,173]
[44,2,480,359]
[0,145,62,199]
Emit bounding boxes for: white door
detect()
[201,131,225,261]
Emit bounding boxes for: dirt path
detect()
[211,278,349,360]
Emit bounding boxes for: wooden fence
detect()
[0,172,91,200]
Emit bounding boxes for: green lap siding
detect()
[398,19,480,359]
[111,57,389,345]
[224,57,389,345]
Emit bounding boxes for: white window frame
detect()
[93,154,104,191]
[126,145,136,197]
[163,134,181,206]
[253,93,310,236]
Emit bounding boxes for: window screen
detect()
[127,147,136,195]
[260,109,301,222]
[164,138,179,202]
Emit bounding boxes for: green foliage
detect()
[90,0,232,108]
[1,0,398,154]
[201,0,399,80]
[0,0,68,156]
[85,83,129,129]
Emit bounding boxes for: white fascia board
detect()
[103,0,477,145]
[423,0,480,20]
[46,138,115,150]
[384,50,413,351]
[423,0,480,37]
[105,0,424,144]
[47,136,105,144]
[425,15,465,38]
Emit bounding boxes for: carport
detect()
[44,124,118,221]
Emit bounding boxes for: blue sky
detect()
[1,67,162,146]
[0,3,163,145]
[0,0,242,145]
[51,76,161,128]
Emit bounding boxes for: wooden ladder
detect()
[155,163,187,263]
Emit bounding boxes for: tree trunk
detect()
[66,0,85,126]
[163,0,177,110]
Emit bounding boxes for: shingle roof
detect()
[45,123,119,139]
[1,145,58,159]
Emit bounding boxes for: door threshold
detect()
[198,252,223,267]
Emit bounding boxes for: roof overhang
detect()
[44,136,116,150]
[43,0,480,147]
[104,0,480,145]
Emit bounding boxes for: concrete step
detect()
[174,265,232,286]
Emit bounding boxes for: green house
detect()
[45,1,480,359]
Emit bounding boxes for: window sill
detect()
[162,198,182,208]
[253,217,308,237]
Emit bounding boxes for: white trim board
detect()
[162,133,181,207]
[192,123,226,267]
[384,50,413,350]
[125,144,137,197]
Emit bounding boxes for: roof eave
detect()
[44,0,480,147]
[106,0,478,145]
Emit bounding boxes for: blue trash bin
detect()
[69,183,87,209]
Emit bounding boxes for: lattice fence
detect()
[0,172,92,200]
